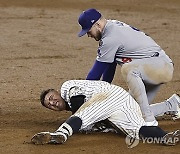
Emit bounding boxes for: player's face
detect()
[44,90,66,111]
[87,23,102,41]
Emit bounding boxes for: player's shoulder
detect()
[106,20,128,28]
[61,80,75,90]
[62,80,111,88]
[61,80,90,88]
[62,80,78,87]
[102,20,125,40]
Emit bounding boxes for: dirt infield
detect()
[0,0,180,153]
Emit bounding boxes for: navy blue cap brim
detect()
[78,28,90,37]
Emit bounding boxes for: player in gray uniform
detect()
[31,80,180,146]
[77,8,179,125]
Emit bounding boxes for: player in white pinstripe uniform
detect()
[77,8,180,125]
[31,80,180,146]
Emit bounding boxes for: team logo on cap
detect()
[91,20,95,23]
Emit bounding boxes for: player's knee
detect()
[143,63,173,83]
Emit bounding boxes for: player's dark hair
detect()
[40,89,55,107]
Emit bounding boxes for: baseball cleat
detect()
[172,94,180,120]
[172,107,180,121]
[163,130,180,146]
[31,132,66,145]
[158,94,180,121]
[169,94,180,120]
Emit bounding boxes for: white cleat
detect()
[161,94,180,121]
[171,94,180,120]
[31,132,67,145]
[172,94,180,105]
[172,107,180,121]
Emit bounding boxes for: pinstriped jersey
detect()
[96,20,166,64]
[61,80,146,138]
[60,80,125,109]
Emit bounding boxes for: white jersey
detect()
[61,80,146,138]
[96,20,166,64]
[61,80,111,107]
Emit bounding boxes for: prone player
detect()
[31,80,180,146]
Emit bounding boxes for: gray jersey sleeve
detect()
[96,36,121,63]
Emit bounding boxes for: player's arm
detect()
[86,60,117,83]
[102,61,117,83]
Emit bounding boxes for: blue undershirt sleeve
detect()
[86,60,117,83]
[86,60,107,80]
[102,61,117,83]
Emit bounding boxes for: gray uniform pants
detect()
[121,51,174,122]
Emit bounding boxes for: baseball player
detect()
[77,8,177,125]
[31,80,180,146]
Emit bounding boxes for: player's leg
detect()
[144,83,180,119]
[139,126,180,146]
[108,95,147,139]
[137,73,180,120]
[144,83,161,104]
[108,98,180,147]
[122,65,156,123]
[150,94,180,120]
[73,85,136,131]
[121,55,174,123]
[108,93,180,146]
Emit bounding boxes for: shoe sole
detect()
[31,133,65,145]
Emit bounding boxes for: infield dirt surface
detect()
[0,0,180,154]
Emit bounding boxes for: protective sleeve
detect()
[86,60,116,83]
[66,116,82,133]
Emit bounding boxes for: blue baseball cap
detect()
[78,8,101,37]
